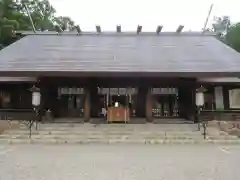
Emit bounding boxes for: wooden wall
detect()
[0,77,198,121]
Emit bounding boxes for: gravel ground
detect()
[0,144,240,180]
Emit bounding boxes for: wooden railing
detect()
[0,108,40,138]
[0,109,34,121]
[200,110,240,121]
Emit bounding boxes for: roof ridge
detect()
[16,31,216,37]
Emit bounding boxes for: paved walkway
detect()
[0,144,240,180]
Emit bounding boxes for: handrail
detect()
[201,109,240,113]
[0,108,38,138]
[200,109,240,139]
[200,110,240,122]
[0,108,33,112]
[202,122,207,139]
[196,108,208,139]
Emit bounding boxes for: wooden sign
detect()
[127,88,138,95]
[98,87,138,95]
[151,88,178,95]
[110,88,118,95]
[58,87,84,95]
[119,88,127,95]
[98,88,109,94]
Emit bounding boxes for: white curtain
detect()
[229,89,240,108]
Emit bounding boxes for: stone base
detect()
[207,120,240,137]
[0,120,20,134]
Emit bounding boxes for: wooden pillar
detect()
[84,88,90,122]
[191,85,196,121]
[223,86,230,109]
[136,87,147,117]
[146,88,153,122]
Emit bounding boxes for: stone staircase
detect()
[0,122,239,144]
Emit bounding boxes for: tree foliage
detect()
[226,23,240,52]
[0,0,76,49]
[212,16,231,35]
[211,16,240,53]
[0,0,22,47]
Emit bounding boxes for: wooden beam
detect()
[137,25,142,34]
[96,25,101,33]
[176,25,184,33]
[156,25,163,34]
[117,25,121,33]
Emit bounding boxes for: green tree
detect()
[212,16,240,52]
[226,23,240,52]
[210,16,231,44]
[0,0,76,49]
[22,0,76,31]
[54,16,75,31]
[22,0,56,31]
[0,0,22,48]
[212,16,231,35]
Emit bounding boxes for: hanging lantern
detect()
[30,85,41,107]
[196,92,204,106]
[195,86,206,107]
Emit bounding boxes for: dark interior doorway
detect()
[58,94,85,118]
[109,95,128,107]
[152,94,179,117]
[90,94,107,118]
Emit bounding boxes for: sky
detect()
[49,0,240,32]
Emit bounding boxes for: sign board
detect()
[98,87,138,95]
[127,88,138,95]
[119,88,127,95]
[110,88,118,95]
[58,87,84,95]
[151,88,178,95]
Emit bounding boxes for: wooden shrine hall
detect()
[1,26,240,123]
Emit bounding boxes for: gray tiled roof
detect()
[198,77,240,83]
[0,33,240,76]
[0,77,37,82]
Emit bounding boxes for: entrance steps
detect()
[0,123,239,144]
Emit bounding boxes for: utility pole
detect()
[22,1,36,33]
[202,4,214,32]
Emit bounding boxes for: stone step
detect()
[2,133,236,140]
[2,131,237,140]
[1,138,240,145]
[0,134,203,139]
[8,124,199,130]
[2,122,238,144]
[3,131,203,137]
[34,123,197,129]
[1,130,203,136]
[207,135,239,140]
[5,128,202,133]
[17,129,199,134]
[2,136,237,141]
